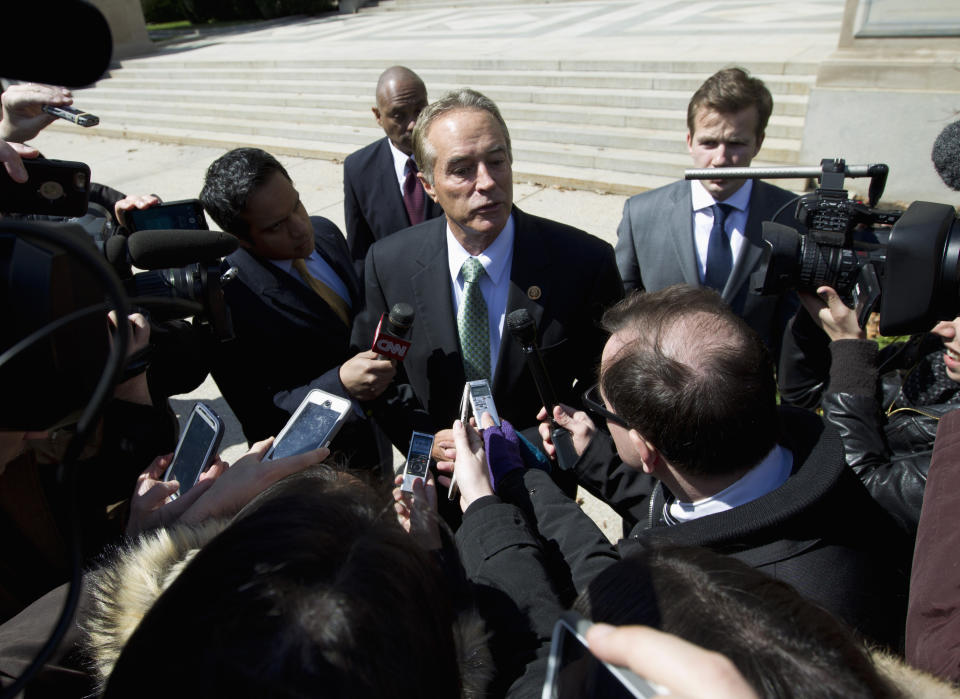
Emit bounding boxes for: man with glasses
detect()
[524,284,910,648]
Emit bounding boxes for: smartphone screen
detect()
[167,412,218,496]
[543,616,664,699]
[127,200,208,232]
[269,399,343,460]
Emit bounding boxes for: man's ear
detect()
[417,172,438,203]
[372,106,382,127]
[628,429,660,475]
[685,130,693,155]
[753,130,765,157]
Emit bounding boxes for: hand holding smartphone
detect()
[164,402,224,499]
[125,198,208,232]
[265,389,351,461]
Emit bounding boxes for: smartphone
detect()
[42,104,99,127]
[265,389,351,461]
[0,158,90,217]
[163,402,224,499]
[542,612,668,699]
[448,380,499,500]
[401,431,435,492]
[126,198,209,232]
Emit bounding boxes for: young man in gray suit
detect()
[615,67,800,358]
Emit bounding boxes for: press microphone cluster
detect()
[506,309,579,470]
[372,303,415,361]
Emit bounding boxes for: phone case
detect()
[0,159,91,217]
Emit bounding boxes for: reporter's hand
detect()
[798,285,865,342]
[0,83,72,143]
[436,419,493,512]
[432,427,456,463]
[0,139,39,183]
[180,438,328,525]
[113,193,161,228]
[126,453,220,537]
[537,404,595,459]
[339,350,396,401]
[392,471,441,550]
[108,311,153,405]
[587,624,759,699]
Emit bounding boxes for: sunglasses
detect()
[582,382,629,428]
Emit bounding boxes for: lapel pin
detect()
[527,285,542,300]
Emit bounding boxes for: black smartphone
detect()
[0,158,90,217]
[542,612,666,699]
[126,198,209,232]
[164,402,224,499]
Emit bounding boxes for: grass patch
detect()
[146,19,193,30]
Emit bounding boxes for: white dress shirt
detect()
[665,444,794,524]
[389,140,413,193]
[446,216,516,381]
[691,179,753,285]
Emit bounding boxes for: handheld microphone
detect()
[125,229,239,270]
[506,309,579,470]
[932,120,960,191]
[372,302,414,361]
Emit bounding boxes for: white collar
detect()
[667,444,793,523]
[388,139,414,184]
[691,178,753,214]
[446,214,515,286]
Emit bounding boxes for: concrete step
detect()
[86,77,810,116]
[107,65,815,95]
[75,91,805,140]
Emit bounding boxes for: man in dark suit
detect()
[615,67,799,358]
[343,66,444,272]
[200,148,395,470]
[351,90,623,471]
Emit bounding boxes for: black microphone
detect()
[104,234,132,279]
[932,120,960,191]
[506,308,579,470]
[126,229,239,269]
[372,303,415,361]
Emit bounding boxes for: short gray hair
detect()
[412,89,512,185]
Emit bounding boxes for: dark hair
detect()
[102,472,462,698]
[686,67,773,140]
[199,147,291,239]
[600,285,778,476]
[575,545,900,699]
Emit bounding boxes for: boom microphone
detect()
[506,309,579,470]
[126,229,239,270]
[372,302,414,361]
[932,120,960,191]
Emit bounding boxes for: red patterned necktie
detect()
[403,157,425,226]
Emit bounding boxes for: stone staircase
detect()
[63,57,816,195]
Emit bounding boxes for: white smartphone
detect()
[542,612,668,699]
[401,431,435,492]
[448,380,500,500]
[164,402,224,499]
[264,389,351,461]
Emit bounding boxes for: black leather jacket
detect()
[779,311,959,537]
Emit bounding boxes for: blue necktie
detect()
[704,203,734,292]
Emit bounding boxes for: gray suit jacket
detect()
[615,179,800,357]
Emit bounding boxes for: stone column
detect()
[88,0,154,61]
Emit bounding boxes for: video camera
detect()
[685,159,960,336]
[0,183,238,430]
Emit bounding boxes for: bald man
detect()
[343,66,444,271]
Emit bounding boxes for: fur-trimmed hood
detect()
[83,519,229,687]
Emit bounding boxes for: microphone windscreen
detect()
[3,3,112,87]
[388,302,415,331]
[104,234,131,277]
[506,308,537,344]
[126,229,238,269]
[932,120,960,191]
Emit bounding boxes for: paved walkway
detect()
[139,0,843,65]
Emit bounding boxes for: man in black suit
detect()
[200,148,395,470]
[351,90,623,470]
[614,67,800,358]
[343,66,444,272]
